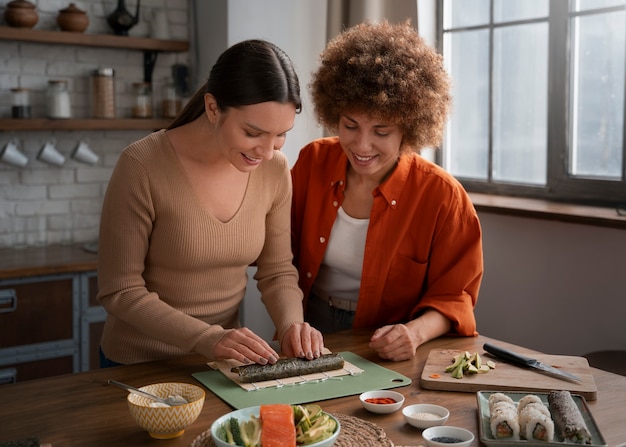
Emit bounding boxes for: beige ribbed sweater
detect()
[97,130,304,364]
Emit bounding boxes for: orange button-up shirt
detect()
[291,137,482,335]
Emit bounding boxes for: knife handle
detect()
[483,343,534,365]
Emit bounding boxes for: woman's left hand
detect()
[280,322,325,359]
[369,311,452,361]
[369,324,419,361]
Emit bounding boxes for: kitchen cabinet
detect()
[0,26,189,132]
[0,274,79,382]
[0,245,101,383]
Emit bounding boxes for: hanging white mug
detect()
[37,138,66,166]
[72,139,99,164]
[1,138,29,167]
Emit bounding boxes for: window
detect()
[439,0,626,207]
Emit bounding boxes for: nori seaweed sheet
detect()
[231,353,345,383]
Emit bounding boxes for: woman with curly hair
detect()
[291,21,483,361]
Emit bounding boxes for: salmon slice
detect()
[261,404,296,447]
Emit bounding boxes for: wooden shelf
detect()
[0,27,187,132]
[0,26,189,52]
[0,118,171,131]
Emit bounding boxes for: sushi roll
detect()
[489,392,514,408]
[548,390,592,444]
[489,396,519,440]
[231,353,345,383]
[519,402,554,441]
[518,394,546,414]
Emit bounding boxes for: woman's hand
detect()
[280,322,325,359]
[369,324,419,361]
[213,327,279,365]
[369,310,452,361]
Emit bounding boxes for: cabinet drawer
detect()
[0,278,74,348]
[1,356,74,382]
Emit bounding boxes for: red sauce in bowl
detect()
[364,397,397,405]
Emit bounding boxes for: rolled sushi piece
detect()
[488,392,515,408]
[489,399,520,440]
[548,390,592,444]
[518,395,551,420]
[518,394,546,414]
[519,404,554,441]
[231,353,345,383]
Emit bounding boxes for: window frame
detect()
[436,0,626,208]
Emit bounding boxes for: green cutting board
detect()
[192,351,411,409]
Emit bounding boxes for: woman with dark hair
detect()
[98,39,323,367]
[291,21,483,362]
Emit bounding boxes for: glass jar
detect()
[132,82,152,118]
[91,67,116,118]
[161,78,181,119]
[46,79,71,119]
[11,87,31,118]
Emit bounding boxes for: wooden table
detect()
[1,330,624,446]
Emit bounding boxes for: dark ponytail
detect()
[169,40,301,130]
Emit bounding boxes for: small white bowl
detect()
[359,390,405,414]
[402,404,450,429]
[422,426,474,447]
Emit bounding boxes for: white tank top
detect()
[313,207,369,301]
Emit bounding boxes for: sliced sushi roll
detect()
[548,390,592,444]
[518,394,545,414]
[520,404,554,441]
[518,394,551,419]
[488,392,515,408]
[489,398,519,440]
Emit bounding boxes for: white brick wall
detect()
[0,0,190,248]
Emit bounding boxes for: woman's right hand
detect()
[212,327,279,365]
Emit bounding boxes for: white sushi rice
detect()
[489,395,520,440]
[488,393,555,442]
[518,394,544,414]
[519,403,555,441]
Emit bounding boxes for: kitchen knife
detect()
[483,343,582,382]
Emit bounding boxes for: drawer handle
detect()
[0,368,17,385]
[0,289,17,313]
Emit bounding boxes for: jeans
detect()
[99,347,124,368]
[306,295,355,333]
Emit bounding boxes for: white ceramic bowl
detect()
[126,382,205,439]
[422,426,474,447]
[359,390,405,414]
[210,405,340,447]
[402,404,450,429]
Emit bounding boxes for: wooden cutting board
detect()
[420,348,598,400]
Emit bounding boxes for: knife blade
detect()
[483,343,581,382]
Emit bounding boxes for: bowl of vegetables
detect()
[211,403,340,447]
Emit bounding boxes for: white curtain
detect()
[326,0,419,40]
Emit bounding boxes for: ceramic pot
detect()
[3,0,39,28]
[57,3,89,33]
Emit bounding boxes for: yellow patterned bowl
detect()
[127,382,205,439]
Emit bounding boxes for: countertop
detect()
[0,243,97,280]
[1,330,625,446]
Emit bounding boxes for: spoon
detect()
[108,379,188,406]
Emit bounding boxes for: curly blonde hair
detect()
[310,20,451,152]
